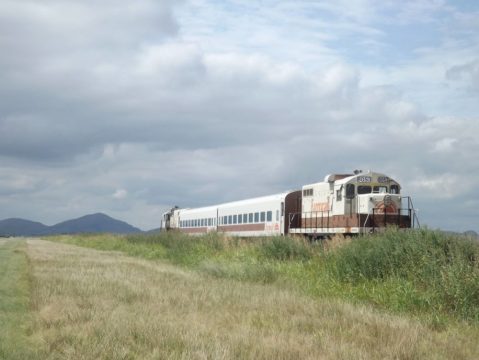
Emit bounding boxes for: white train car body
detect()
[162,170,418,237]
[165,192,300,237]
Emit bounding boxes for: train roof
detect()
[302,170,400,188]
[177,192,292,215]
[218,192,291,209]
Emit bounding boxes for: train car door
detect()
[284,190,302,235]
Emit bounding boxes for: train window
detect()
[276,210,279,221]
[346,184,355,199]
[254,212,259,223]
[242,214,246,223]
[303,188,313,197]
[223,216,227,225]
[260,212,265,222]
[358,186,372,194]
[238,214,242,224]
[207,218,211,226]
[249,213,253,223]
[390,185,400,194]
[228,215,232,224]
[233,215,237,224]
[267,211,272,222]
[373,186,387,194]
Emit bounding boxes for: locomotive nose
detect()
[371,194,400,214]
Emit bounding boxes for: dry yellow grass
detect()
[25,239,479,359]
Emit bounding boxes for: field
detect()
[1,229,478,359]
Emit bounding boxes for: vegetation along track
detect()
[0,231,478,359]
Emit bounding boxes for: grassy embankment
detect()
[50,228,479,326]
[18,237,479,358]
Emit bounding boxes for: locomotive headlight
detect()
[384,195,392,206]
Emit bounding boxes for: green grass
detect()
[323,228,479,322]
[47,228,479,326]
[0,239,40,359]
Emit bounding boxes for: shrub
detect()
[260,236,312,261]
[326,228,479,321]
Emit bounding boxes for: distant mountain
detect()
[0,218,49,236]
[0,213,142,236]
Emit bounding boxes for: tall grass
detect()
[326,228,479,321]
[48,228,479,324]
[25,239,479,359]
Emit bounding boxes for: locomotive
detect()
[161,170,419,237]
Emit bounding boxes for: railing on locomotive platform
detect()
[288,210,332,231]
[370,196,420,231]
[288,197,420,233]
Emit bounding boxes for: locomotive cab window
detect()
[373,186,387,193]
[390,185,400,194]
[358,185,372,194]
[346,184,355,199]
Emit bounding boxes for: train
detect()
[161,170,419,237]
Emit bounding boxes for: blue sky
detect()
[0,0,478,231]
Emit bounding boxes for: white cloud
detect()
[113,189,128,200]
[0,0,478,232]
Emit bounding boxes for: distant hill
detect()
[463,230,478,238]
[0,213,142,236]
[0,218,50,236]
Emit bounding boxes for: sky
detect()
[0,0,478,231]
